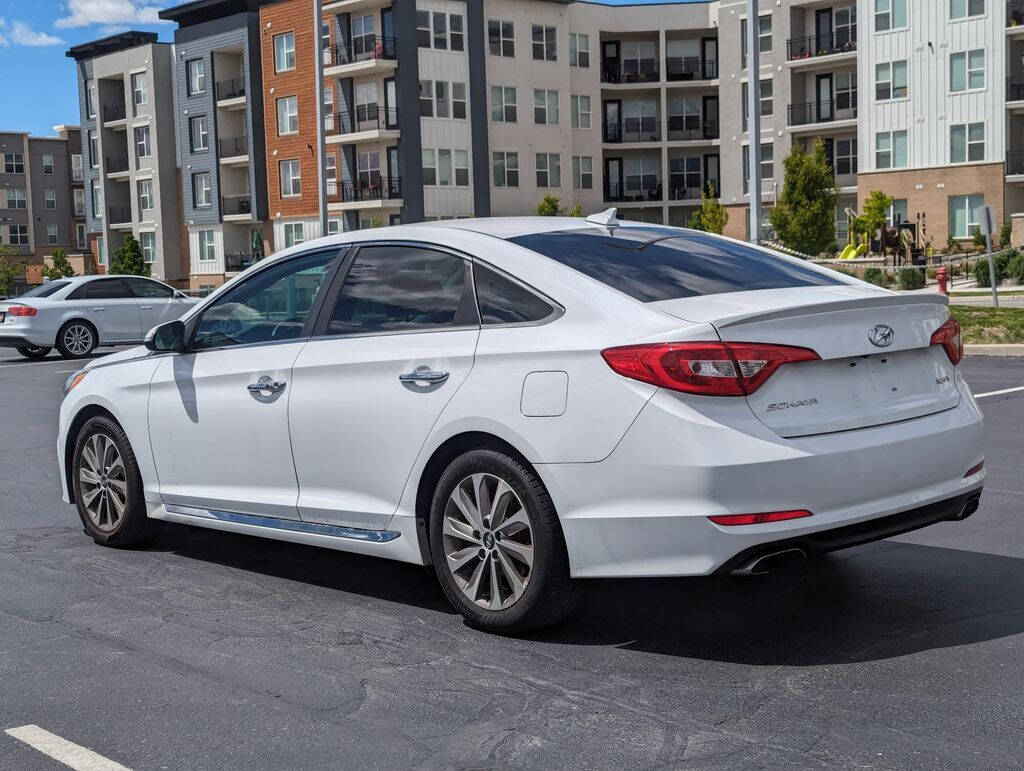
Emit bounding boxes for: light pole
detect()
[745,0,762,243]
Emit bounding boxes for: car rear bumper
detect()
[0,334,44,348]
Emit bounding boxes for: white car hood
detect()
[83,345,150,370]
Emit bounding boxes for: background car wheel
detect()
[72,415,163,547]
[429,448,581,634]
[16,345,51,359]
[56,320,97,359]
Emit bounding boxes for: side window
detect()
[85,279,133,299]
[192,250,337,350]
[327,245,476,336]
[474,264,557,324]
[126,278,174,299]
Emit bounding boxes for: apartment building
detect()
[67,32,185,284]
[160,0,271,292]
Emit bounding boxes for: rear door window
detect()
[83,278,133,299]
[508,228,843,302]
[126,278,174,298]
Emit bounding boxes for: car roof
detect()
[48,275,163,285]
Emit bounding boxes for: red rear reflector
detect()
[708,510,813,526]
[964,460,984,477]
[601,341,820,396]
[7,305,37,317]
[930,318,963,365]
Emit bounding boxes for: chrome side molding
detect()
[164,504,401,542]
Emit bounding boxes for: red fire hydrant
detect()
[936,265,949,294]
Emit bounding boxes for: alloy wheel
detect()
[442,472,534,610]
[79,433,127,532]
[64,324,93,356]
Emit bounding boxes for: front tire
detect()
[16,345,51,359]
[72,415,163,547]
[429,449,580,633]
[56,320,97,359]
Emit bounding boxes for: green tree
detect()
[0,246,25,297]
[687,181,728,234]
[41,248,76,281]
[108,233,150,277]
[535,195,583,217]
[999,221,1013,249]
[768,138,839,256]
[851,190,894,255]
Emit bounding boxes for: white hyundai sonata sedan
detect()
[57,214,985,632]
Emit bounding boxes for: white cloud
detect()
[55,0,170,30]
[0,18,64,47]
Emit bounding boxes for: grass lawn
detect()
[949,305,1024,344]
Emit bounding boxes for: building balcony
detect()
[1008,78,1024,102]
[215,77,245,102]
[324,36,397,74]
[221,194,252,218]
[105,155,129,174]
[71,169,84,182]
[605,182,662,203]
[1009,0,1024,27]
[667,119,720,142]
[102,103,127,123]
[225,251,262,272]
[666,57,718,82]
[1007,151,1024,176]
[108,205,132,226]
[787,99,857,128]
[326,176,402,208]
[218,136,249,159]
[786,32,857,61]
[603,120,661,143]
[325,105,399,142]
[668,182,719,201]
[602,60,660,85]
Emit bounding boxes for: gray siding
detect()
[394,0,424,222]
[0,133,32,256]
[29,137,75,251]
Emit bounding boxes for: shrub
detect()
[926,267,938,281]
[974,256,1002,287]
[863,267,887,286]
[898,267,925,290]
[1005,250,1024,285]
[999,221,1013,249]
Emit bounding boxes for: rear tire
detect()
[429,448,581,634]
[56,320,97,359]
[72,415,163,547]
[16,345,51,359]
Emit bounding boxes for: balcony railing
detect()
[222,194,251,216]
[219,136,249,158]
[787,99,857,126]
[601,60,660,84]
[1008,0,1024,25]
[74,202,85,216]
[1008,78,1024,101]
[786,31,858,60]
[326,176,402,204]
[108,205,131,224]
[105,155,129,173]
[666,57,718,81]
[666,118,720,141]
[603,119,661,143]
[668,182,720,201]
[326,35,397,67]
[216,77,245,101]
[102,103,126,122]
[1008,151,1024,175]
[325,105,400,135]
[605,182,662,203]
[225,251,262,272]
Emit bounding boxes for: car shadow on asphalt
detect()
[145,524,1024,666]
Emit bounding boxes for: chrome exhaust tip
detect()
[949,494,981,522]
[730,546,807,576]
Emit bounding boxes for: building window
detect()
[140,232,156,263]
[7,225,28,246]
[951,122,985,163]
[356,150,380,188]
[532,25,557,61]
[741,80,774,127]
[835,138,858,175]
[416,11,431,47]
[536,153,561,187]
[488,20,514,57]
[42,154,54,174]
[743,143,774,192]
[44,189,56,210]
[425,150,468,187]
[492,151,519,187]
[283,222,304,248]
[419,80,434,117]
[454,150,469,186]
[570,33,590,67]
[351,14,374,54]
[86,80,95,118]
[422,148,437,185]
[875,60,908,100]
[198,229,216,261]
[890,199,909,225]
[450,14,464,51]
[434,81,450,118]
[76,223,87,250]
[491,86,516,122]
[417,12,463,51]
[354,82,376,122]
[138,178,154,211]
[534,89,559,125]
[625,157,659,195]
[741,16,772,68]
[131,72,148,110]
[950,50,985,92]
[876,130,908,168]
[5,189,26,209]
[875,0,907,31]
[280,159,301,197]
[570,95,591,129]
[47,224,59,245]
[135,126,151,160]
[949,194,984,238]
[437,150,454,186]
[3,153,24,174]
[572,156,593,190]
[193,172,212,207]
[452,82,467,119]
[274,32,296,72]
[327,218,342,236]
[323,85,335,130]
[277,96,298,135]
[74,187,85,216]
[91,180,102,218]
[187,58,205,95]
[190,115,209,152]
[89,131,98,169]
[950,0,984,18]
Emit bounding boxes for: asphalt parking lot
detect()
[0,352,1022,769]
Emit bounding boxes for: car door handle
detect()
[247,376,287,395]
[399,369,450,384]
[139,305,152,310]
[91,307,106,312]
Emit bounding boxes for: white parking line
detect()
[5,725,130,770]
[975,385,1024,399]
[0,358,72,368]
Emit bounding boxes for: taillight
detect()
[930,318,962,365]
[964,460,984,478]
[601,341,820,396]
[708,510,813,526]
[7,305,37,317]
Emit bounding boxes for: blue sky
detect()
[1,0,702,137]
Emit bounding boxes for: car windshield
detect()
[507,227,843,302]
[19,281,70,299]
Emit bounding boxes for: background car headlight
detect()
[63,371,88,397]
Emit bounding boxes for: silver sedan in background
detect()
[0,275,197,359]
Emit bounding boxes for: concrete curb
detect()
[965,344,1024,356]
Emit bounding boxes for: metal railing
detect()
[225,251,261,272]
[218,136,248,157]
[325,106,400,135]
[216,77,245,101]
[786,31,858,60]
[605,182,662,202]
[102,103,126,122]
[666,118,720,141]
[787,99,857,126]
[603,119,661,143]
[326,176,402,204]
[105,155,129,173]
[325,35,397,67]
[601,60,660,84]
[108,205,131,223]
[666,57,718,81]
[1008,151,1024,175]
[221,195,251,216]
[1008,0,1024,25]
[1008,78,1024,101]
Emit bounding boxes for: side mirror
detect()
[174,290,190,300]
[145,319,186,353]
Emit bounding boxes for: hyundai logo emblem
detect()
[868,324,895,348]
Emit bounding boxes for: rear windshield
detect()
[507,227,843,302]
[19,281,69,299]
